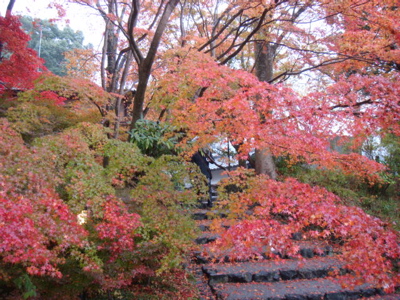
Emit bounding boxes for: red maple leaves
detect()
[0,16,47,91]
[95,197,142,259]
[206,173,400,292]
[0,120,143,290]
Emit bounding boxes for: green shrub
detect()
[129,155,204,274]
[33,126,114,214]
[129,120,181,158]
[103,139,152,188]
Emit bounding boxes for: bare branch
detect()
[220,9,270,65]
[270,57,351,83]
[198,9,244,52]
[127,0,144,64]
[138,0,166,42]
[214,17,260,60]
[330,99,375,110]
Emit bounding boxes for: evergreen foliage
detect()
[20,16,90,76]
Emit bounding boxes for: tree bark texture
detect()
[254,40,278,180]
[130,0,180,130]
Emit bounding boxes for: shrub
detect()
[207,169,400,292]
[0,119,145,297]
[129,119,181,158]
[0,118,204,298]
[32,126,114,214]
[129,155,204,274]
[276,156,400,229]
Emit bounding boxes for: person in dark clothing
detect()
[191,151,213,206]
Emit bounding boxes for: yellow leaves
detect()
[64,48,100,82]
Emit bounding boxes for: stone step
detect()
[195,232,220,245]
[192,209,228,220]
[367,294,400,299]
[197,201,212,209]
[193,240,335,263]
[197,222,212,232]
[192,209,212,220]
[196,195,219,207]
[195,184,219,209]
[189,184,398,300]
[202,256,347,286]
[196,219,231,231]
[212,277,382,300]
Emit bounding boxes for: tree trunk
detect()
[129,0,179,130]
[255,148,277,178]
[99,1,119,93]
[254,40,277,179]
[6,0,16,17]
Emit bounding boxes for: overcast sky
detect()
[1,0,103,48]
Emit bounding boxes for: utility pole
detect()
[38,25,42,58]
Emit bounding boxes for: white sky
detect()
[1,0,103,48]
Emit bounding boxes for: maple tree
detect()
[64,48,100,81]
[0,16,46,92]
[66,0,399,174]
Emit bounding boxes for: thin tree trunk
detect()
[254,40,277,179]
[100,21,108,90]
[6,0,15,17]
[105,1,117,90]
[129,0,179,130]
[114,52,133,139]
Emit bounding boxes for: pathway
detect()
[189,183,400,300]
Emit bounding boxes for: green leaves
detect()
[20,16,89,76]
[129,119,180,158]
[14,274,37,299]
[0,119,197,296]
[33,125,114,214]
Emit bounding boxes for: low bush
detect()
[0,119,202,298]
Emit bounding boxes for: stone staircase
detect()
[189,184,400,300]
